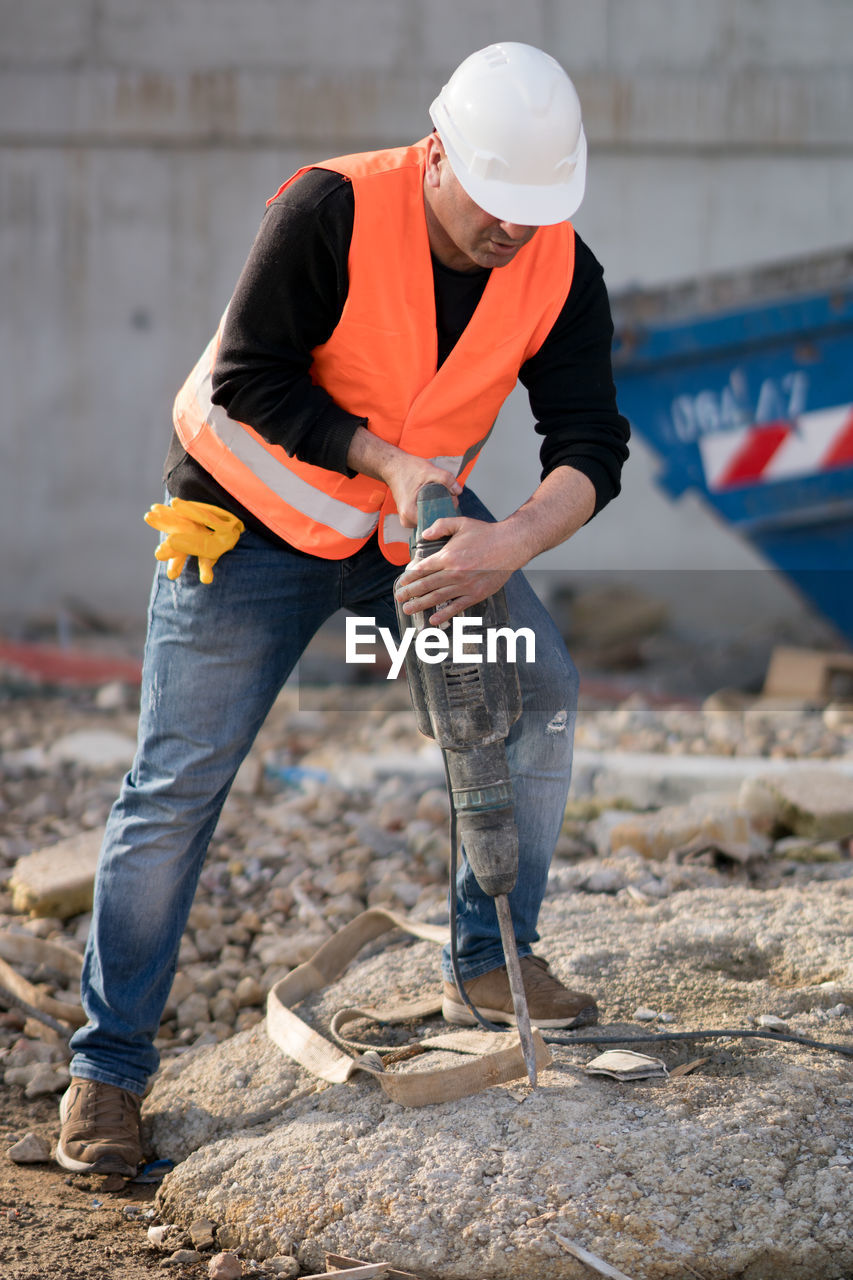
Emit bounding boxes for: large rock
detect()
[739,769,853,840]
[148,886,853,1280]
[606,791,769,862]
[9,829,102,917]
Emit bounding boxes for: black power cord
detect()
[444,783,853,1062]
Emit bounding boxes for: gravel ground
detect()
[2,647,852,1277]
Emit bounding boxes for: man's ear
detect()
[424,134,444,190]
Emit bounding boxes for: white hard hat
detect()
[429,42,587,226]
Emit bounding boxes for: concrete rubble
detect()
[1,673,852,1277]
[8,828,103,918]
[739,769,853,840]
[149,884,853,1280]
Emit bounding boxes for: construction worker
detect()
[57,42,630,1175]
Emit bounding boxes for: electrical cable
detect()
[444,775,853,1063]
[543,1027,853,1060]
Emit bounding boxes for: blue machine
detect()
[611,248,853,644]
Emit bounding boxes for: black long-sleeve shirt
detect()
[164,167,629,548]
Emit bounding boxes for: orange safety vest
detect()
[173,139,575,564]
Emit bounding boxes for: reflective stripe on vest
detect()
[185,336,381,542]
[173,140,575,563]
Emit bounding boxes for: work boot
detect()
[442,955,599,1029]
[56,1078,143,1177]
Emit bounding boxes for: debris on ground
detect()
[9,829,102,918]
[1,641,852,1278]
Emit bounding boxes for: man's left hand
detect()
[395,516,520,625]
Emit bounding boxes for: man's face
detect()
[423,137,538,273]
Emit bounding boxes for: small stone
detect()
[166,971,195,1012]
[253,930,327,969]
[24,1064,70,1097]
[209,992,237,1024]
[415,787,451,825]
[175,992,210,1029]
[195,968,222,998]
[208,1251,243,1279]
[4,1066,34,1088]
[319,868,360,897]
[7,1132,51,1163]
[189,1217,217,1250]
[823,702,853,733]
[233,975,265,1009]
[582,867,626,894]
[265,1257,300,1278]
[215,1225,242,1251]
[633,1007,659,1022]
[162,1249,203,1266]
[758,1014,790,1033]
[148,1223,174,1248]
[194,925,230,960]
[94,681,131,711]
[5,1038,58,1068]
[323,891,365,922]
[188,902,223,930]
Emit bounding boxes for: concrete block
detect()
[0,0,95,65]
[739,769,853,840]
[606,792,768,862]
[570,747,853,809]
[98,0,405,72]
[763,646,853,700]
[9,830,103,919]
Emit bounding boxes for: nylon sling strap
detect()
[265,907,550,1107]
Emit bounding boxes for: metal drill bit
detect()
[494,893,538,1087]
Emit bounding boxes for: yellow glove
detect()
[144,498,245,584]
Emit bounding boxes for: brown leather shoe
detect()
[56,1078,143,1177]
[443,955,599,1029]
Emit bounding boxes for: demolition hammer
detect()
[395,483,540,1086]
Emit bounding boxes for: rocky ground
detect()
[1,623,853,1278]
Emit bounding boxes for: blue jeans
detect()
[69,490,578,1094]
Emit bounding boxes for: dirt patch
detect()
[1,1089,167,1280]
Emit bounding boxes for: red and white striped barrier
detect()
[698,402,853,491]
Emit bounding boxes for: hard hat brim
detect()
[435,123,587,227]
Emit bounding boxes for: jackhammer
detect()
[395,483,540,1086]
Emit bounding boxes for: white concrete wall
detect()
[2,0,852,626]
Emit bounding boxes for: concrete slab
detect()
[9,829,103,918]
[571,746,853,808]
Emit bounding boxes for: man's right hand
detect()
[345,427,460,528]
